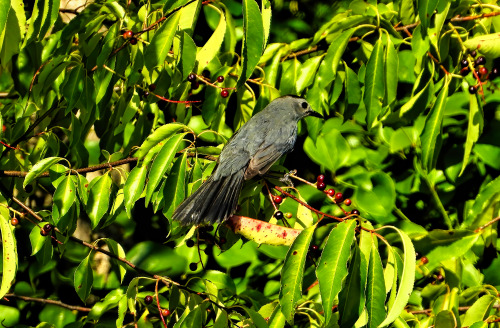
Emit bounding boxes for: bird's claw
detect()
[280,169,297,187]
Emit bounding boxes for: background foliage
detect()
[1,0,500,327]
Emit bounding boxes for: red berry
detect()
[326,189,335,196]
[351,209,360,216]
[144,295,153,305]
[217,76,224,83]
[469,85,477,94]
[11,218,19,226]
[274,211,284,220]
[310,245,319,252]
[317,182,326,191]
[129,37,138,45]
[221,89,229,98]
[334,192,343,202]
[161,309,171,317]
[123,30,134,39]
[344,199,352,206]
[420,256,429,264]
[2,125,6,133]
[317,175,325,183]
[479,67,488,75]
[274,195,283,204]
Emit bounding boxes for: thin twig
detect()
[3,293,91,312]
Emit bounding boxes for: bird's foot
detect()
[280,169,297,187]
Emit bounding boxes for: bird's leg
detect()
[280,169,297,187]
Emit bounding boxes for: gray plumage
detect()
[172,95,322,225]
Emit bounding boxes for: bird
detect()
[172,95,323,225]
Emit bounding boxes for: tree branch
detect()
[2,294,91,312]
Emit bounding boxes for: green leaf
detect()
[344,64,362,121]
[0,0,26,66]
[279,225,316,324]
[101,238,127,283]
[464,175,500,227]
[385,37,398,106]
[135,123,187,159]
[23,0,60,46]
[399,0,416,25]
[52,175,77,225]
[354,172,396,224]
[398,63,434,119]
[303,129,350,173]
[74,253,93,302]
[237,0,264,89]
[434,310,457,328]
[162,151,188,217]
[144,11,181,71]
[459,91,483,176]
[24,157,65,187]
[261,0,272,48]
[87,174,113,228]
[378,226,416,327]
[420,76,450,172]
[0,1,9,40]
[196,6,226,73]
[123,165,148,217]
[364,38,385,129]
[462,295,496,327]
[316,220,356,324]
[319,28,356,89]
[418,0,438,32]
[296,55,323,94]
[268,304,286,328]
[366,237,385,328]
[96,22,119,67]
[62,64,84,112]
[464,33,500,58]
[0,204,17,300]
[145,133,186,206]
[29,222,50,256]
[178,32,197,80]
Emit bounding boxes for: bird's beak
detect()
[307,110,323,119]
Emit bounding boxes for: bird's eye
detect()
[301,102,308,109]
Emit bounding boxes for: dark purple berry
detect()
[460,59,468,67]
[43,224,53,232]
[351,209,360,216]
[24,185,33,193]
[471,50,477,57]
[189,262,198,271]
[187,74,196,82]
[149,84,156,91]
[475,56,486,65]
[489,67,499,79]
[274,211,284,220]
[191,81,199,90]
[186,239,195,248]
[460,67,470,76]
[317,182,326,191]
[469,85,477,94]
[144,295,153,305]
[129,37,138,45]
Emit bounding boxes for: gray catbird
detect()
[172,95,322,225]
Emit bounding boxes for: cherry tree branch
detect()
[2,294,91,312]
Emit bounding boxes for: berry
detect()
[40,229,50,236]
[186,239,195,248]
[187,73,196,82]
[334,192,343,202]
[310,245,319,252]
[475,56,486,65]
[420,256,429,264]
[143,90,149,97]
[317,182,326,191]
[317,175,325,183]
[161,309,171,317]
[189,262,198,271]
[191,81,199,90]
[129,37,138,45]
[326,189,335,196]
[2,125,5,133]
[489,67,499,79]
[123,30,134,39]
[468,85,477,94]
[344,198,352,206]
[274,195,283,204]
[144,295,153,305]
[217,76,224,83]
[24,185,33,193]
[460,59,468,68]
[149,84,156,91]
[218,237,226,245]
[460,67,470,76]
[221,89,229,98]
[43,224,53,232]
[10,218,19,226]
[471,50,477,57]
[436,274,444,281]
[479,67,488,75]
[285,212,293,219]
[351,209,360,216]
[274,211,284,220]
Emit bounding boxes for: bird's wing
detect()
[244,143,283,180]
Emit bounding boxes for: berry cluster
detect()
[315,175,359,216]
[187,72,229,97]
[460,51,499,94]
[123,30,138,45]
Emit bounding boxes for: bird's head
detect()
[284,95,323,120]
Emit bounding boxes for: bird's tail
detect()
[172,169,245,225]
